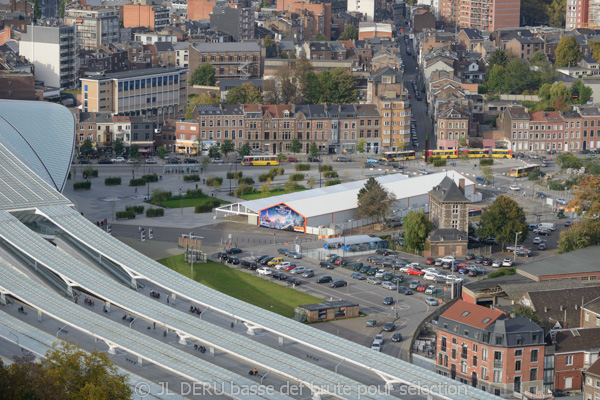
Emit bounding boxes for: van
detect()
[268,257,284,266]
[538,223,556,231]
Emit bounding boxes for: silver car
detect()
[367,277,382,285]
[302,269,314,278]
[290,266,306,275]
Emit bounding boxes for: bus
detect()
[241,155,280,166]
[510,164,540,178]
[426,150,459,159]
[381,151,416,161]
[491,149,513,158]
[462,149,491,158]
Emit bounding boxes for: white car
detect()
[425,285,437,295]
[398,265,412,273]
[446,276,464,285]
[492,260,502,268]
[145,158,157,164]
[502,259,514,267]
[532,237,542,244]
[367,277,382,285]
[375,269,386,278]
[423,267,437,274]
[509,185,521,191]
[374,334,384,345]
[126,158,137,164]
[111,157,125,163]
[371,342,381,351]
[212,158,224,164]
[275,262,292,270]
[424,272,438,281]
[382,281,397,290]
[290,266,306,275]
[257,267,272,276]
[441,256,455,263]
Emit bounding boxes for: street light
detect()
[513,231,522,263]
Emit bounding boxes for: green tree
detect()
[529,50,548,65]
[186,94,219,119]
[571,79,593,104]
[262,79,278,104]
[276,66,296,104]
[356,138,366,154]
[59,0,67,17]
[520,0,548,26]
[225,82,263,104]
[129,144,139,159]
[556,152,583,169]
[592,40,600,62]
[554,36,582,67]
[481,166,493,184]
[157,145,168,163]
[338,25,358,40]
[208,146,221,159]
[221,139,235,156]
[264,34,274,48]
[307,68,358,104]
[261,184,271,197]
[201,156,211,172]
[558,220,600,253]
[238,142,251,157]
[457,136,468,148]
[80,138,94,159]
[314,33,328,41]
[33,0,41,19]
[548,0,566,27]
[112,138,124,156]
[357,177,395,223]
[403,210,433,252]
[479,195,529,248]
[309,142,319,158]
[190,63,216,86]
[538,81,571,109]
[294,55,314,103]
[488,49,509,68]
[514,305,541,324]
[290,138,302,153]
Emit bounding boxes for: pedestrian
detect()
[196,184,198,190]
[135,187,138,193]
[167,296,169,304]
[104,218,107,225]
[153,321,156,329]
[139,226,142,232]
[74,295,78,303]
[96,221,100,226]
[159,175,162,181]
[253,368,258,376]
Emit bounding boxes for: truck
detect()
[538,223,556,231]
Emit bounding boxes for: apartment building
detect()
[210,2,255,41]
[18,25,77,89]
[347,0,375,21]
[189,42,264,80]
[436,300,545,397]
[436,104,470,149]
[584,359,600,400]
[64,7,119,51]
[566,0,589,30]
[189,104,245,152]
[439,0,520,31]
[187,0,216,20]
[123,4,170,31]
[80,67,188,122]
[581,296,600,328]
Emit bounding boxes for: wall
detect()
[19,30,60,88]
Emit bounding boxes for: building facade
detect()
[189,42,264,80]
[439,0,520,31]
[123,4,170,31]
[64,7,119,51]
[436,104,470,150]
[210,3,255,41]
[584,358,600,400]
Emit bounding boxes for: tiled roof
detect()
[524,286,600,329]
[587,358,600,377]
[440,300,505,329]
[552,328,600,353]
[192,42,261,52]
[583,295,600,314]
[429,228,467,241]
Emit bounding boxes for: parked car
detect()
[212,158,225,164]
[425,285,437,295]
[329,280,348,288]
[509,185,521,191]
[259,256,274,265]
[241,260,257,270]
[290,266,306,274]
[316,276,333,283]
[319,261,335,269]
[382,281,397,290]
[383,322,396,332]
[407,267,424,276]
[335,156,351,162]
[416,282,428,292]
[145,158,157,164]
[286,157,298,162]
[425,297,439,306]
[366,277,382,285]
[492,260,502,268]
[425,257,435,265]
[409,280,420,289]
[465,253,475,260]
[371,342,381,351]
[383,296,394,305]
[98,159,113,164]
[287,277,301,285]
[538,243,547,250]
[257,267,272,276]
[482,258,492,266]
[398,286,413,295]
[111,157,126,163]
[366,319,377,327]
[307,157,322,162]
[376,248,393,256]
[565,220,573,227]
[272,271,287,280]
[502,259,514,267]
[275,261,291,270]
[183,158,198,164]
[226,247,243,254]
[302,269,315,278]
[391,332,403,342]
[351,272,366,280]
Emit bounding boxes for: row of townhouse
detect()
[167,103,383,155]
[497,105,600,153]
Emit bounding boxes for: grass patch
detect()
[157,196,228,209]
[239,187,306,200]
[158,255,323,317]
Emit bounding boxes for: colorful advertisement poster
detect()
[259,203,305,232]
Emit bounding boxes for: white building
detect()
[347,0,375,21]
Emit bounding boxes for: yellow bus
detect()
[510,164,539,178]
[491,149,513,158]
[463,149,491,158]
[426,150,459,159]
[241,155,280,166]
[382,151,416,161]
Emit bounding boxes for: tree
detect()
[262,79,278,104]
[479,195,529,248]
[488,49,509,69]
[294,55,314,104]
[261,184,271,197]
[568,175,600,216]
[190,63,216,86]
[356,138,366,154]
[309,142,319,158]
[556,152,583,169]
[314,34,328,41]
[357,177,395,223]
[33,0,41,19]
[481,166,493,184]
[275,66,296,104]
[220,139,235,156]
[208,146,221,159]
[538,82,571,109]
[529,50,548,66]
[403,210,433,252]
[458,136,468,148]
[157,145,168,163]
[225,82,263,104]
[558,219,600,253]
[338,25,358,40]
[129,144,139,160]
[80,138,94,159]
[59,0,67,17]
[571,79,593,104]
[238,142,251,157]
[264,34,274,48]
[201,156,211,172]
[0,342,132,399]
[290,138,302,153]
[592,40,600,62]
[112,138,124,156]
[548,0,566,27]
[554,36,582,67]
[186,94,219,119]
[514,305,541,324]
[307,68,358,104]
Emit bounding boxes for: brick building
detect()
[584,358,600,400]
[187,0,216,20]
[123,4,170,30]
[436,300,545,397]
[0,71,35,100]
[189,42,264,80]
[440,0,520,31]
[436,104,470,150]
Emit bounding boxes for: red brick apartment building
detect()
[436,301,545,397]
[439,0,520,31]
[584,358,600,400]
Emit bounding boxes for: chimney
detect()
[544,307,549,312]
[459,178,465,194]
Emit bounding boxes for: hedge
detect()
[549,181,564,191]
[146,208,165,217]
[295,163,310,171]
[431,157,447,167]
[325,178,342,186]
[480,159,494,166]
[289,173,305,182]
[206,176,223,186]
[184,189,204,198]
[487,267,516,279]
[142,173,158,182]
[195,203,213,213]
[258,173,273,182]
[238,177,254,185]
[104,177,121,186]
[269,167,285,176]
[116,210,135,219]
[150,189,172,204]
[73,181,91,190]
[183,174,200,182]
[130,178,146,186]
[319,164,333,172]
[324,171,339,178]
[235,183,254,196]
[125,205,145,215]
[226,171,243,179]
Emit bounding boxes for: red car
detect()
[284,265,297,271]
[335,257,348,265]
[456,261,469,268]
[417,283,428,292]
[425,257,435,265]
[407,267,424,276]
[287,157,298,162]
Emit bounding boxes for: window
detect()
[481,367,487,380]
[473,355,478,367]
[494,351,502,362]
[496,335,503,345]
[531,349,538,363]
[530,368,537,381]
[515,360,521,372]
[565,355,573,366]
[515,349,522,357]
[461,362,468,374]
[482,348,488,362]
[441,337,447,352]
[452,348,457,359]
[564,377,572,389]
[493,370,501,383]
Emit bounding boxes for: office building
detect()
[64,7,119,50]
[123,4,170,30]
[439,0,520,31]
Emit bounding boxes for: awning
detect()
[324,235,383,246]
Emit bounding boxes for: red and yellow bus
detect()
[510,164,540,178]
[241,155,280,166]
[426,150,459,159]
[381,151,416,161]
[425,148,513,159]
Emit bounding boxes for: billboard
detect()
[259,203,305,232]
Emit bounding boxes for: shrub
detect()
[184,189,203,198]
[91,169,99,177]
[557,153,582,169]
[130,178,146,186]
[430,157,447,167]
[258,173,273,182]
[125,205,145,215]
[549,181,565,191]
[269,167,285,176]
[183,174,200,182]
[115,210,135,219]
[212,199,220,207]
[528,169,545,180]
[289,173,305,182]
[73,181,91,190]
[150,189,172,204]
[226,171,243,179]
[104,177,121,186]
[238,177,254,185]
[146,207,164,217]
[194,203,213,213]
[480,159,494,166]
[325,178,341,186]
[206,176,223,186]
[235,183,254,197]
[319,164,333,172]
[83,165,97,179]
[142,173,158,182]
[284,181,298,192]
[324,171,339,178]
[295,163,310,171]
[487,267,516,279]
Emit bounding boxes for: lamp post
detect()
[229,163,233,196]
[513,231,522,264]
[319,159,322,188]
[147,165,151,201]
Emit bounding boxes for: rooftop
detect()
[81,67,186,81]
[516,246,600,280]
[440,300,505,329]
[551,328,600,354]
[299,300,358,311]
